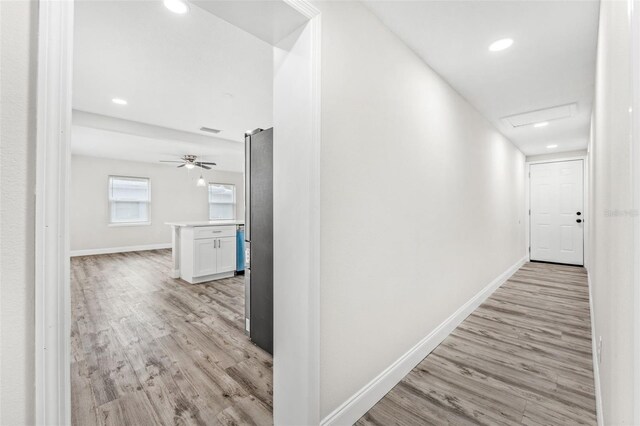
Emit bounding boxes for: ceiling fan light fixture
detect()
[185,163,195,170]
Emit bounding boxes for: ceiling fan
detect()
[159,154,216,170]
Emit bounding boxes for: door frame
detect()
[34,1,322,424]
[631,0,640,422]
[525,156,588,268]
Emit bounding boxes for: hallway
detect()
[357,262,596,425]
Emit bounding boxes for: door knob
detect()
[576,212,582,216]
[576,219,582,223]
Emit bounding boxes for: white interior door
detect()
[530,160,584,265]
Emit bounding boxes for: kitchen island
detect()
[166,220,244,284]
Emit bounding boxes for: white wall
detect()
[273,15,320,425]
[316,1,526,419]
[588,0,636,423]
[0,1,37,424]
[70,155,244,252]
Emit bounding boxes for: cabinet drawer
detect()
[193,226,236,239]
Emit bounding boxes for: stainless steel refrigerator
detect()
[244,128,273,354]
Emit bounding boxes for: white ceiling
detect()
[363,0,600,156]
[72,111,244,171]
[193,1,309,45]
[72,0,276,170]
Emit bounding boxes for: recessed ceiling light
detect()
[164,0,189,14]
[534,121,549,128]
[547,144,558,149]
[488,38,514,52]
[112,98,127,105]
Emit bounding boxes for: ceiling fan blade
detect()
[199,164,212,170]
[198,162,217,165]
[177,164,186,168]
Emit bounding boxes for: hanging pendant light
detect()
[197,173,206,187]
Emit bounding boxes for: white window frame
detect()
[208,182,236,220]
[108,175,151,226]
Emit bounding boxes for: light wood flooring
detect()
[357,262,597,426]
[71,249,272,426]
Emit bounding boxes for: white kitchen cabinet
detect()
[193,239,218,277]
[216,236,237,274]
[177,225,238,283]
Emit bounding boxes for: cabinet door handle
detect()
[215,239,218,248]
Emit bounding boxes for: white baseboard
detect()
[320,255,528,426]
[587,271,604,426]
[70,243,172,257]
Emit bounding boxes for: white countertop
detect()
[166,220,244,227]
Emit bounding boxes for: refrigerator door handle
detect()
[245,133,251,242]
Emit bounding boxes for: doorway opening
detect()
[69,2,275,423]
[35,1,321,425]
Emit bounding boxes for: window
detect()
[208,183,236,220]
[108,176,150,225]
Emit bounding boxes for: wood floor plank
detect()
[356,262,597,425]
[402,367,525,425]
[71,249,272,425]
[216,395,272,426]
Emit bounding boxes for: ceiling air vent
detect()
[503,103,577,128]
[200,126,222,134]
